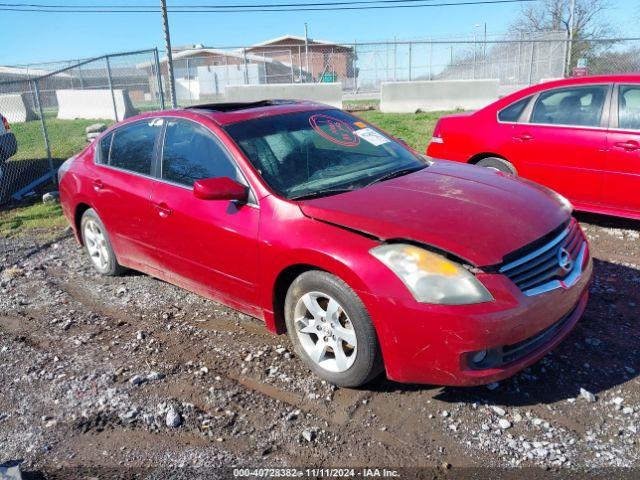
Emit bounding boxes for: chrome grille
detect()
[500,219,586,296]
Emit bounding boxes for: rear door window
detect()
[531,85,608,127]
[108,120,162,175]
[618,85,640,130]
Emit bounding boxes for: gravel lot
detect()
[0,212,639,476]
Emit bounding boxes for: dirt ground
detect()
[0,212,639,478]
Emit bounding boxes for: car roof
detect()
[156,99,336,126]
[485,73,640,112]
[534,73,640,90]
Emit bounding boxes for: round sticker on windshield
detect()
[309,114,360,147]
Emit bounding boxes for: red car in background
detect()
[59,101,591,388]
[427,75,640,220]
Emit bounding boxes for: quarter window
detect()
[531,85,608,127]
[161,119,239,187]
[618,85,640,130]
[98,132,112,164]
[498,97,530,123]
[108,120,161,175]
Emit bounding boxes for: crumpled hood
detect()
[298,160,570,266]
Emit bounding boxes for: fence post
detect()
[298,45,303,83]
[187,57,192,103]
[78,61,85,89]
[243,48,249,85]
[153,47,166,110]
[393,38,397,81]
[31,79,54,183]
[105,55,119,122]
[289,50,295,82]
[352,42,358,94]
[473,36,477,80]
[408,42,412,81]
[428,40,433,80]
[528,41,535,85]
[517,34,523,83]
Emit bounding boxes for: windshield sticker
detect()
[355,127,390,146]
[309,114,360,147]
[353,121,367,128]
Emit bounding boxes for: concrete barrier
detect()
[224,83,343,108]
[380,79,500,113]
[0,93,37,123]
[56,89,138,121]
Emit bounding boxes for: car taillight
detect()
[431,120,444,145]
[1,116,10,131]
[58,155,77,183]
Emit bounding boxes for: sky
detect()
[0,0,638,66]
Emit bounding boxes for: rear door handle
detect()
[513,133,534,142]
[614,141,640,151]
[92,179,104,191]
[154,202,172,218]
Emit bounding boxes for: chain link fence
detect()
[2,36,639,205]
[141,36,640,103]
[0,49,164,204]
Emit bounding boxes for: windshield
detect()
[224,109,427,199]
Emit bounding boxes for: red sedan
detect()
[427,74,640,220]
[59,101,592,387]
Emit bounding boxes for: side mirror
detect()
[193,177,248,202]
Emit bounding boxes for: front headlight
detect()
[370,244,493,305]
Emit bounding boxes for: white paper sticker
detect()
[355,127,390,146]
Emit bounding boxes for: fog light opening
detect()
[471,350,488,365]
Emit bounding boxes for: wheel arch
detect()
[468,152,509,165]
[266,251,372,335]
[74,202,93,245]
[270,264,325,334]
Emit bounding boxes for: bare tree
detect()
[512,0,615,69]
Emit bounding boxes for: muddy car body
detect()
[59,101,592,387]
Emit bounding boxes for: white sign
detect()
[355,128,390,146]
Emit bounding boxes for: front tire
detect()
[284,271,383,387]
[80,208,124,276]
[476,157,517,175]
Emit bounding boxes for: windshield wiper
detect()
[290,187,357,201]
[364,165,426,188]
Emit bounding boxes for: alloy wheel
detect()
[83,220,110,271]
[293,291,357,373]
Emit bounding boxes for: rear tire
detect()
[476,157,517,175]
[80,208,125,276]
[284,270,383,388]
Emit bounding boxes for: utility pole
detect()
[304,23,310,81]
[565,0,576,76]
[160,0,177,108]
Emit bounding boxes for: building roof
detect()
[247,35,353,50]
[136,47,280,70]
[0,65,71,79]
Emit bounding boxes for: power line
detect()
[0,0,537,13]
[0,0,524,8]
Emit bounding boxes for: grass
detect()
[10,116,114,162]
[356,110,452,153]
[0,202,67,239]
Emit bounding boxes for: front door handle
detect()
[154,202,172,218]
[614,140,640,151]
[513,133,534,142]
[92,179,104,191]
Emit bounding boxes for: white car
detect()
[0,114,18,181]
